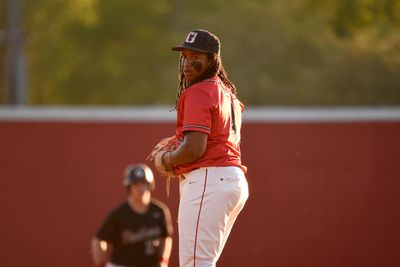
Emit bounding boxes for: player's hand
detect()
[154,151,174,176]
[155,260,169,267]
[147,136,177,162]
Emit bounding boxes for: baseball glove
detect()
[147,136,178,162]
[147,136,180,196]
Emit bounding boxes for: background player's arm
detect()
[158,236,173,267]
[163,131,207,171]
[91,238,111,267]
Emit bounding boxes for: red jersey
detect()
[174,76,247,175]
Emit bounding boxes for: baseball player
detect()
[149,29,249,267]
[91,164,173,267]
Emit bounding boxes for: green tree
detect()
[25,0,177,105]
[0,0,6,103]
[18,0,400,106]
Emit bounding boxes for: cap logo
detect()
[185,32,198,43]
[134,169,144,178]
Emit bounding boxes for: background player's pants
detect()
[178,166,249,267]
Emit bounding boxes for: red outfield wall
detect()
[0,108,400,267]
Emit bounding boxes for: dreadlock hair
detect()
[174,53,238,109]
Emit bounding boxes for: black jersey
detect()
[96,199,173,267]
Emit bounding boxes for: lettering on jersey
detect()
[121,226,161,244]
[152,211,161,218]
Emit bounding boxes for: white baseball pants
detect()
[178,166,249,267]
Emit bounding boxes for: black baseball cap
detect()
[172,29,220,54]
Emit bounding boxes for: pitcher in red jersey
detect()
[153,29,249,267]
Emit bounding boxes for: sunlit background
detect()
[1,2,400,267]
[1,0,400,106]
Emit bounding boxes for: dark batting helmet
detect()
[123,163,155,191]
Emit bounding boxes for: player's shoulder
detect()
[150,198,171,214]
[104,201,129,219]
[191,76,220,89]
[184,77,220,97]
[113,201,131,213]
[199,77,221,89]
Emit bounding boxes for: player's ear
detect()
[206,53,217,69]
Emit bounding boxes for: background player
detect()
[91,163,173,267]
[152,29,249,267]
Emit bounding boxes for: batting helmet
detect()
[123,163,155,191]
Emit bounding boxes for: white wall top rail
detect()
[1,106,400,122]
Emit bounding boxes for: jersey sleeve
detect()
[162,205,173,238]
[182,86,214,135]
[96,209,119,243]
[153,199,173,238]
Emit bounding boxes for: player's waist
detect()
[177,158,245,173]
[181,165,246,181]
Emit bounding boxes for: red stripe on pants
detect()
[193,169,208,267]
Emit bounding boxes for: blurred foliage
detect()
[0,0,6,103]
[23,0,177,105]
[1,0,400,105]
